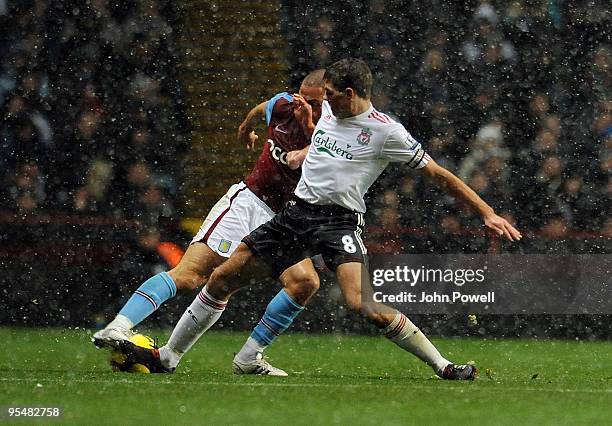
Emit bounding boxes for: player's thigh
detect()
[244,208,307,277]
[207,242,275,299]
[279,258,320,305]
[168,242,225,290]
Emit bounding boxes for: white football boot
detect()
[232,352,288,377]
[92,326,135,350]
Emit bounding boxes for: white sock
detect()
[159,286,227,369]
[235,336,266,363]
[158,345,182,370]
[382,312,451,374]
[107,314,133,331]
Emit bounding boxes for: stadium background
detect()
[0,0,610,337]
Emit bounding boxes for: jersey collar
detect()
[342,102,374,121]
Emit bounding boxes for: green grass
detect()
[1,328,611,425]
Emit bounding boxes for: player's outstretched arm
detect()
[419,160,522,242]
[237,101,268,150]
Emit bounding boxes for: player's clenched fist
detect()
[237,128,259,150]
[286,148,308,170]
[292,93,315,136]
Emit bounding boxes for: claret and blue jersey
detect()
[245,92,311,213]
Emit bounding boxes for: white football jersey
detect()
[295,101,430,212]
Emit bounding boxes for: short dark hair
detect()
[324,58,373,99]
[301,69,326,88]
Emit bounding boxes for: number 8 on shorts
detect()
[342,235,357,253]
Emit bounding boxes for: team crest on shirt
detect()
[357,127,372,146]
[218,239,232,254]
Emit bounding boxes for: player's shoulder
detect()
[269,92,293,108]
[266,92,293,125]
[361,108,406,137]
[366,108,397,126]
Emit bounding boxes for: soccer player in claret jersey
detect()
[120,59,522,380]
[93,70,325,375]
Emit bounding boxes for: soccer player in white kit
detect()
[121,59,522,379]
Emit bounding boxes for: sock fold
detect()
[382,311,450,373]
[196,287,227,312]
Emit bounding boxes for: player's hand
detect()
[292,93,315,136]
[484,213,522,241]
[238,128,259,150]
[287,148,307,170]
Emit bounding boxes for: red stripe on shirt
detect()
[370,111,391,124]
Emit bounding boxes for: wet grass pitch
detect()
[1,328,611,424]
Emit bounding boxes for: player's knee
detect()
[206,261,243,299]
[206,268,229,295]
[168,268,208,291]
[297,270,320,294]
[285,272,320,305]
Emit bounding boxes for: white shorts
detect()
[191,182,275,257]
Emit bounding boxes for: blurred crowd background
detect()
[1,0,186,226]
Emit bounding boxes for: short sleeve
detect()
[265,92,293,126]
[380,123,430,169]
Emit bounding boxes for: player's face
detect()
[324,82,351,118]
[299,85,325,123]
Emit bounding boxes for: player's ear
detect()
[345,87,355,99]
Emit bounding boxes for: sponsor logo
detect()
[188,308,198,324]
[218,239,232,254]
[357,127,372,146]
[268,139,289,165]
[312,130,353,160]
[274,124,288,134]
